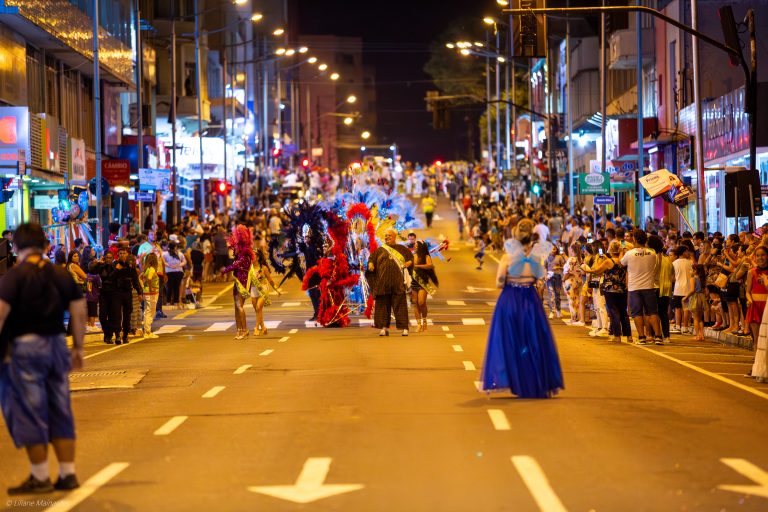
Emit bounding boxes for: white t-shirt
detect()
[673,258,694,296]
[620,247,658,291]
[533,223,550,242]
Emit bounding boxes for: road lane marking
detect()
[632,344,768,401]
[447,300,466,306]
[155,324,184,335]
[719,458,768,498]
[205,322,234,332]
[154,416,188,436]
[248,457,364,504]
[46,462,130,512]
[409,318,434,326]
[487,409,511,430]
[175,284,233,319]
[260,349,274,356]
[281,302,301,307]
[202,386,225,398]
[83,336,148,360]
[305,321,320,328]
[511,456,568,512]
[442,326,450,332]
[488,253,501,264]
[279,336,290,342]
[463,361,476,371]
[289,329,299,334]
[446,333,455,339]
[475,381,483,391]
[486,302,497,307]
[452,344,463,352]
[234,364,252,375]
[264,320,282,329]
[462,318,486,326]
[358,319,374,326]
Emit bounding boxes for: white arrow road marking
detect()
[718,458,768,498]
[234,364,252,375]
[155,324,184,334]
[154,416,188,436]
[463,361,476,371]
[487,409,511,430]
[46,462,130,512]
[205,322,234,332]
[511,456,568,512]
[462,318,486,326]
[202,386,225,398]
[264,320,282,329]
[248,457,364,504]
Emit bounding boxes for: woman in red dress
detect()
[745,246,768,345]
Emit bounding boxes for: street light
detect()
[460,49,471,56]
[446,42,455,49]
[233,0,246,4]
[308,57,318,63]
[285,48,296,56]
[361,131,371,140]
[250,12,263,22]
[273,28,285,36]
[346,95,357,104]
[276,48,286,55]
[343,117,354,125]
[483,17,495,25]
[298,46,308,53]
[496,0,509,5]
[318,63,328,71]
[330,72,340,80]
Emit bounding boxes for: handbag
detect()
[714,272,728,289]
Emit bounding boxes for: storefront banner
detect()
[101,159,130,187]
[70,138,86,182]
[0,106,29,167]
[139,167,170,191]
[578,172,610,195]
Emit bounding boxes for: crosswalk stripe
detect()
[447,300,466,306]
[155,325,184,334]
[409,319,434,326]
[205,322,234,332]
[281,302,301,307]
[358,319,374,326]
[305,320,320,328]
[264,320,282,329]
[462,318,486,326]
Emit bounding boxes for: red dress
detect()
[746,268,768,324]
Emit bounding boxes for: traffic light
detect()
[0,178,14,203]
[211,179,232,196]
[272,148,281,157]
[301,158,310,168]
[532,183,541,195]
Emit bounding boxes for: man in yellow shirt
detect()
[421,194,436,228]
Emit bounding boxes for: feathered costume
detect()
[346,203,378,317]
[301,212,359,327]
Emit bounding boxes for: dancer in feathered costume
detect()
[220,225,255,340]
[346,203,378,318]
[301,212,359,327]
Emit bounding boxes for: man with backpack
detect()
[0,223,87,494]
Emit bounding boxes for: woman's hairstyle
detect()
[168,241,179,259]
[67,249,80,265]
[145,253,158,269]
[515,218,535,245]
[609,240,622,255]
[228,224,255,263]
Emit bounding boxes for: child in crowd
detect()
[85,266,101,333]
[141,253,161,338]
[707,284,725,329]
[474,233,487,270]
[687,264,708,341]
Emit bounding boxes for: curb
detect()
[704,327,754,351]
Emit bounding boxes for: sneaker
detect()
[556,311,562,318]
[146,333,159,339]
[662,337,670,344]
[670,326,681,334]
[588,329,599,337]
[597,329,610,337]
[53,474,80,491]
[636,337,648,345]
[379,329,389,337]
[548,312,554,319]
[757,377,766,384]
[654,338,664,345]
[7,475,54,495]
[402,329,409,336]
[570,321,585,327]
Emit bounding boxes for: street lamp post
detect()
[194,0,205,216]
[495,29,502,171]
[93,0,103,245]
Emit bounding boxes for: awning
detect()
[630,130,690,150]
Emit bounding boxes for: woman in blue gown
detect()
[481,219,564,399]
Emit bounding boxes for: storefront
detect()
[679,84,768,234]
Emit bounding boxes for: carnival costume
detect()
[481,230,564,399]
[221,225,255,339]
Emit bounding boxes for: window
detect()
[61,69,81,138]
[26,46,44,114]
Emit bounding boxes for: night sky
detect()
[297,0,501,164]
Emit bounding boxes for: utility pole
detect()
[495,28,502,172]
[485,29,493,170]
[222,53,228,213]
[134,0,144,227]
[93,0,103,246]
[194,0,205,216]
[636,11,645,229]
[566,16,574,216]
[170,16,178,224]
[691,0,706,231]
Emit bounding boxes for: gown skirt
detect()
[752,302,768,380]
[481,284,564,398]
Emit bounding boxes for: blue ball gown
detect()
[481,240,564,399]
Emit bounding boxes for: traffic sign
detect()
[594,195,615,205]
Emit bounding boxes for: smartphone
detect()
[559,247,564,254]
[598,248,604,256]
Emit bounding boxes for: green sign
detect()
[578,172,610,195]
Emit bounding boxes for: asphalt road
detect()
[1,199,768,512]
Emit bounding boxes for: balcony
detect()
[608,28,654,70]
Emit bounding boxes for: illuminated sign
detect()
[101,159,130,187]
[0,106,29,166]
[70,138,86,182]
